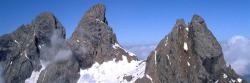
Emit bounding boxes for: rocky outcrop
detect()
[69,4,137,69]
[135,15,245,83]
[0,12,66,83]
[0,3,138,83]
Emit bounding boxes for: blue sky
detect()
[0,0,249,45]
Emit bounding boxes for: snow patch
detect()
[185,27,189,38]
[215,80,218,83]
[165,37,168,46]
[112,43,121,49]
[95,19,104,24]
[38,45,42,49]
[128,52,136,56]
[25,60,46,83]
[231,79,236,82]
[112,43,135,56]
[237,78,242,83]
[154,51,157,65]
[77,55,145,83]
[82,41,87,43]
[187,62,190,66]
[14,40,20,45]
[183,42,188,51]
[146,74,153,83]
[166,54,171,65]
[185,27,189,32]
[10,61,13,65]
[179,26,182,29]
[24,50,30,60]
[76,40,80,43]
[223,73,228,78]
[166,54,170,60]
[38,44,45,49]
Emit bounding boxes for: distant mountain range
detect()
[0,4,246,83]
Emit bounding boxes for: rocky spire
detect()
[32,12,66,47]
[81,3,108,24]
[0,12,66,83]
[70,4,137,69]
[135,15,245,83]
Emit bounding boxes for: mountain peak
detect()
[33,12,56,23]
[175,19,186,25]
[70,4,137,69]
[82,3,107,24]
[174,19,187,30]
[135,15,245,83]
[191,14,205,24]
[0,4,245,83]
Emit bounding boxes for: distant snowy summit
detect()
[0,3,246,83]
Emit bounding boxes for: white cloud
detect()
[25,30,73,83]
[222,35,250,75]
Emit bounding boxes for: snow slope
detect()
[77,55,146,83]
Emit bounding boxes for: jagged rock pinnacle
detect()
[135,15,245,83]
[81,3,108,24]
[70,4,137,69]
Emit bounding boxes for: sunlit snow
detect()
[185,27,189,32]
[38,44,45,49]
[166,54,169,60]
[10,61,13,65]
[146,74,153,83]
[237,78,242,83]
[38,45,42,49]
[165,37,168,46]
[223,73,228,78]
[154,50,157,65]
[14,40,20,45]
[95,19,104,24]
[77,55,146,83]
[24,50,30,60]
[231,79,236,82]
[215,80,218,83]
[183,42,188,51]
[187,62,190,66]
[25,60,47,83]
[112,43,135,56]
[113,43,121,49]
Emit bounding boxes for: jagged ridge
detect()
[135,15,245,83]
[0,4,245,83]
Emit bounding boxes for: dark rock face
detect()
[0,4,138,83]
[135,15,245,83]
[69,4,137,69]
[37,59,79,83]
[0,12,66,83]
[0,25,39,83]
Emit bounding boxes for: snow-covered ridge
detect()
[112,43,136,56]
[77,55,146,83]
